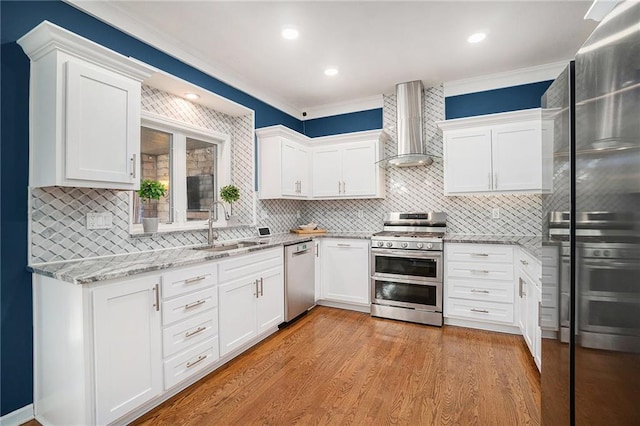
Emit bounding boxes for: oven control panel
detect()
[371,239,442,251]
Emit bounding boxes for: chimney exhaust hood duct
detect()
[381,80,434,168]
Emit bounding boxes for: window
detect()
[130,112,230,233]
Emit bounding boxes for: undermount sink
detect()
[195,241,262,252]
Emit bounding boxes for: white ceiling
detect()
[69,1,598,118]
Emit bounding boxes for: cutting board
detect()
[290,228,327,235]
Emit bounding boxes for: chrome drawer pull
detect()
[184,299,206,310]
[185,326,206,338]
[470,269,490,274]
[153,283,160,312]
[186,354,207,368]
[520,259,528,265]
[470,289,490,294]
[470,253,489,257]
[337,243,351,247]
[185,275,206,284]
[471,308,489,313]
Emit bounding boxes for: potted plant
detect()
[220,184,240,224]
[137,179,168,233]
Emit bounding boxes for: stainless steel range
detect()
[370,212,446,326]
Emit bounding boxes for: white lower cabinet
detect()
[218,248,284,356]
[318,238,370,310]
[517,249,542,371]
[444,243,518,332]
[93,277,163,425]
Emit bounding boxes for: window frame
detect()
[129,111,231,234]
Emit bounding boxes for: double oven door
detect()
[371,248,443,312]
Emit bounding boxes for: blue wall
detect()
[0,0,306,416]
[303,108,383,138]
[445,80,553,119]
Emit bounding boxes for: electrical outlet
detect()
[86,212,113,230]
[357,209,364,219]
[492,207,500,219]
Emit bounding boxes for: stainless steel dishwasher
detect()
[284,240,315,322]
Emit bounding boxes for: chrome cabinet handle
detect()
[488,173,491,189]
[185,275,206,284]
[260,277,264,296]
[470,269,490,274]
[338,181,341,194]
[131,154,136,178]
[519,278,523,298]
[255,279,259,298]
[337,243,351,247]
[471,308,489,313]
[185,326,206,338]
[342,181,346,194]
[184,299,206,310]
[186,354,207,368]
[470,253,489,257]
[520,259,528,265]
[471,289,490,294]
[493,173,498,189]
[153,283,160,312]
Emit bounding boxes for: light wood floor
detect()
[133,306,540,425]
[24,306,540,425]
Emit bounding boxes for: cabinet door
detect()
[93,276,162,425]
[65,60,139,186]
[444,128,492,194]
[312,147,342,197]
[320,239,370,304]
[282,139,308,196]
[256,266,284,333]
[533,283,542,370]
[492,121,542,191]
[517,276,528,336]
[341,142,377,196]
[294,146,310,196]
[218,278,258,356]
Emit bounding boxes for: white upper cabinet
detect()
[256,126,311,199]
[257,126,386,200]
[438,109,549,196]
[17,21,154,190]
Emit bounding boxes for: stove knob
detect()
[426,243,433,249]
[416,243,424,249]
[377,241,384,247]
[386,242,393,248]
[401,242,408,248]
[603,250,610,257]
[593,250,601,257]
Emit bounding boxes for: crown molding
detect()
[443,61,569,97]
[302,95,383,120]
[436,108,542,131]
[65,0,302,119]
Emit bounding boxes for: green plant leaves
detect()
[137,179,168,202]
[220,185,240,203]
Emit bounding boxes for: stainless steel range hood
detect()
[380,80,434,168]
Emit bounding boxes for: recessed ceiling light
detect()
[281,26,299,40]
[467,32,487,43]
[184,93,199,100]
[324,68,339,77]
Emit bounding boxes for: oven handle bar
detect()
[371,273,441,287]
[371,248,442,259]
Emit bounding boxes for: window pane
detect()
[186,137,217,221]
[134,127,172,225]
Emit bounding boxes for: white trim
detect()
[255,125,312,143]
[444,318,522,335]
[443,61,569,97]
[302,95,383,120]
[436,108,542,131]
[584,0,619,21]
[0,404,34,426]
[64,0,302,119]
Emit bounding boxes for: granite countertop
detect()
[28,232,375,285]
[444,234,542,261]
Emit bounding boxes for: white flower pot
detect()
[142,217,159,233]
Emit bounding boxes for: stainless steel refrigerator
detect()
[541,2,640,424]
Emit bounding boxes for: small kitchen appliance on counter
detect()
[370,212,447,326]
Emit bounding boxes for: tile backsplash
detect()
[30,84,542,264]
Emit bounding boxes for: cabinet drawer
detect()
[163,337,218,390]
[447,278,514,304]
[162,287,217,326]
[446,261,514,281]
[445,244,513,264]
[446,298,514,324]
[218,248,283,283]
[161,263,217,299]
[162,309,218,358]
[518,249,541,283]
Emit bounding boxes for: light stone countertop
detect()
[28,232,375,285]
[444,234,542,261]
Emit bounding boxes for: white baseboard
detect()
[316,299,370,313]
[0,404,34,426]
